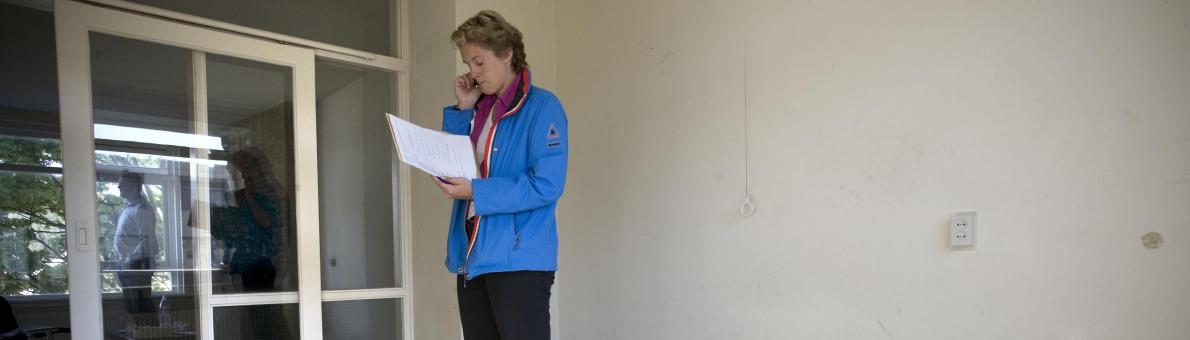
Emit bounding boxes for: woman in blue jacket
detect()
[434,10,568,340]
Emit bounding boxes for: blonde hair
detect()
[451,10,528,72]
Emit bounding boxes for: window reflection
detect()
[89,32,299,338]
[110,171,160,327]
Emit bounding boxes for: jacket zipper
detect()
[459,237,473,287]
[462,109,503,284]
[460,79,529,285]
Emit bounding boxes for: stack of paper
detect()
[385,113,478,179]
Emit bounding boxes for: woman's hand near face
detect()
[455,73,482,110]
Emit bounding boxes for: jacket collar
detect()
[495,68,531,122]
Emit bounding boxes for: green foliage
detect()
[0,137,60,167]
[4,136,178,295]
[1,137,68,295]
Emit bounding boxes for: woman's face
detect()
[460,42,515,95]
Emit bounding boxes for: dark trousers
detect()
[457,271,554,340]
[239,259,277,292]
[117,258,156,325]
[237,259,286,339]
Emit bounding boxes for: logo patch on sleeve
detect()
[547,124,561,139]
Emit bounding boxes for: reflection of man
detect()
[113,171,157,325]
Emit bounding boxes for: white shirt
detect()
[113,196,158,261]
[468,105,498,220]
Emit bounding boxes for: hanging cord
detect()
[739,49,755,217]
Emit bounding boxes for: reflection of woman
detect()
[213,148,292,339]
[224,148,279,292]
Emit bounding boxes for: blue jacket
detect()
[441,84,568,280]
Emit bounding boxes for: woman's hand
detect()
[433,176,473,200]
[454,73,481,110]
[240,184,273,229]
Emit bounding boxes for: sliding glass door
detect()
[56,0,320,338]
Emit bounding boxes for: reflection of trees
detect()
[1,137,68,295]
[2,137,168,295]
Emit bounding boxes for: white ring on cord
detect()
[739,196,756,217]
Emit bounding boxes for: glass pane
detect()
[126,0,397,56]
[322,299,401,340]
[0,2,59,140]
[90,31,298,338]
[1,1,71,337]
[91,32,198,338]
[214,303,299,340]
[206,54,298,294]
[316,60,398,290]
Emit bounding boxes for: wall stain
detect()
[1142,232,1164,249]
[659,50,674,65]
[1167,172,1190,184]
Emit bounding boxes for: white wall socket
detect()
[950,211,977,248]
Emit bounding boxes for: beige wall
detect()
[410,0,459,339]
[411,0,559,339]
[555,0,1190,339]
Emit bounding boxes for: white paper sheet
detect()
[385,113,478,179]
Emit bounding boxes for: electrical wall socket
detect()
[950,211,977,248]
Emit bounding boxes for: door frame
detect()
[55,0,323,338]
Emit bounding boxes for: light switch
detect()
[75,222,92,251]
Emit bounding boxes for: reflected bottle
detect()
[157,295,172,328]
